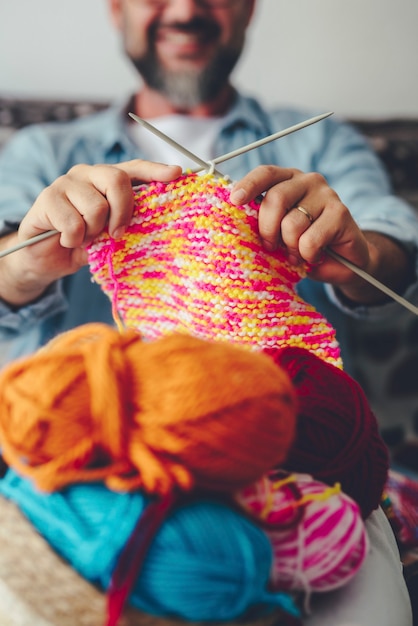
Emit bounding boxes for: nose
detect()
[162,0,207,21]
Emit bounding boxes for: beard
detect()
[126,18,243,110]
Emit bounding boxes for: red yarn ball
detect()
[265,346,389,519]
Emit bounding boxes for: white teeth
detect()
[163,32,200,44]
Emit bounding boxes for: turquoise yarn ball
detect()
[0,470,298,621]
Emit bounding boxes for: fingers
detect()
[23,160,182,248]
[230,165,308,248]
[230,165,364,276]
[230,165,299,207]
[77,160,181,241]
[115,159,182,185]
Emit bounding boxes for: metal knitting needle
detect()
[0,229,59,259]
[326,248,418,316]
[2,115,417,317]
[127,112,418,315]
[128,112,224,176]
[129,111,333,175]
[191,111,334,172]
[0,112,333,258]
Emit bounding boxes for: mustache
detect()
[150,16,221,39]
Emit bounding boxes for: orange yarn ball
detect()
[0,324,297,496]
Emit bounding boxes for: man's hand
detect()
[0,160,182,307]
[230,165,412,305]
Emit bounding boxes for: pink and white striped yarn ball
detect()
[235,472,369,593]
[87,172,342,368]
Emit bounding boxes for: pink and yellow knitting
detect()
[87,172,342,367]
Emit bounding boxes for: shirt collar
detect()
[99,96,140,159]
[99,91,268,158]
[220,91,269,136]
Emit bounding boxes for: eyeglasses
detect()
[138,0,239,8]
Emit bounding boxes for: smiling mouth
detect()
[156,28,217,59]
[160,30,204,44]
[154,17,220,51]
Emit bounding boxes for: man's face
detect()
[111,0,255,109]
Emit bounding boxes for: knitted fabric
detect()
[87,172,342,368]
[235,471,369,594]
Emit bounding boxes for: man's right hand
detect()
[0,160,182,307]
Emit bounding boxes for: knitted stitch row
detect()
[87,172,342,368]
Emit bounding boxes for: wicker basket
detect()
[0,494,285,626]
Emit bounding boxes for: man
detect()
[0,1,415,623]
[0,0,417,367]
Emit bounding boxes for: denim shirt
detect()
[0,93,417,369]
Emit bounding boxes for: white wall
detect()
[1,0,417,119]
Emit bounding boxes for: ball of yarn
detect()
[235,471,369,593]
[87,172,342,368]
[0,470,300,622]
[266,346,389,518]
[0,323,297,495]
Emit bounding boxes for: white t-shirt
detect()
[127,114,224,172]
